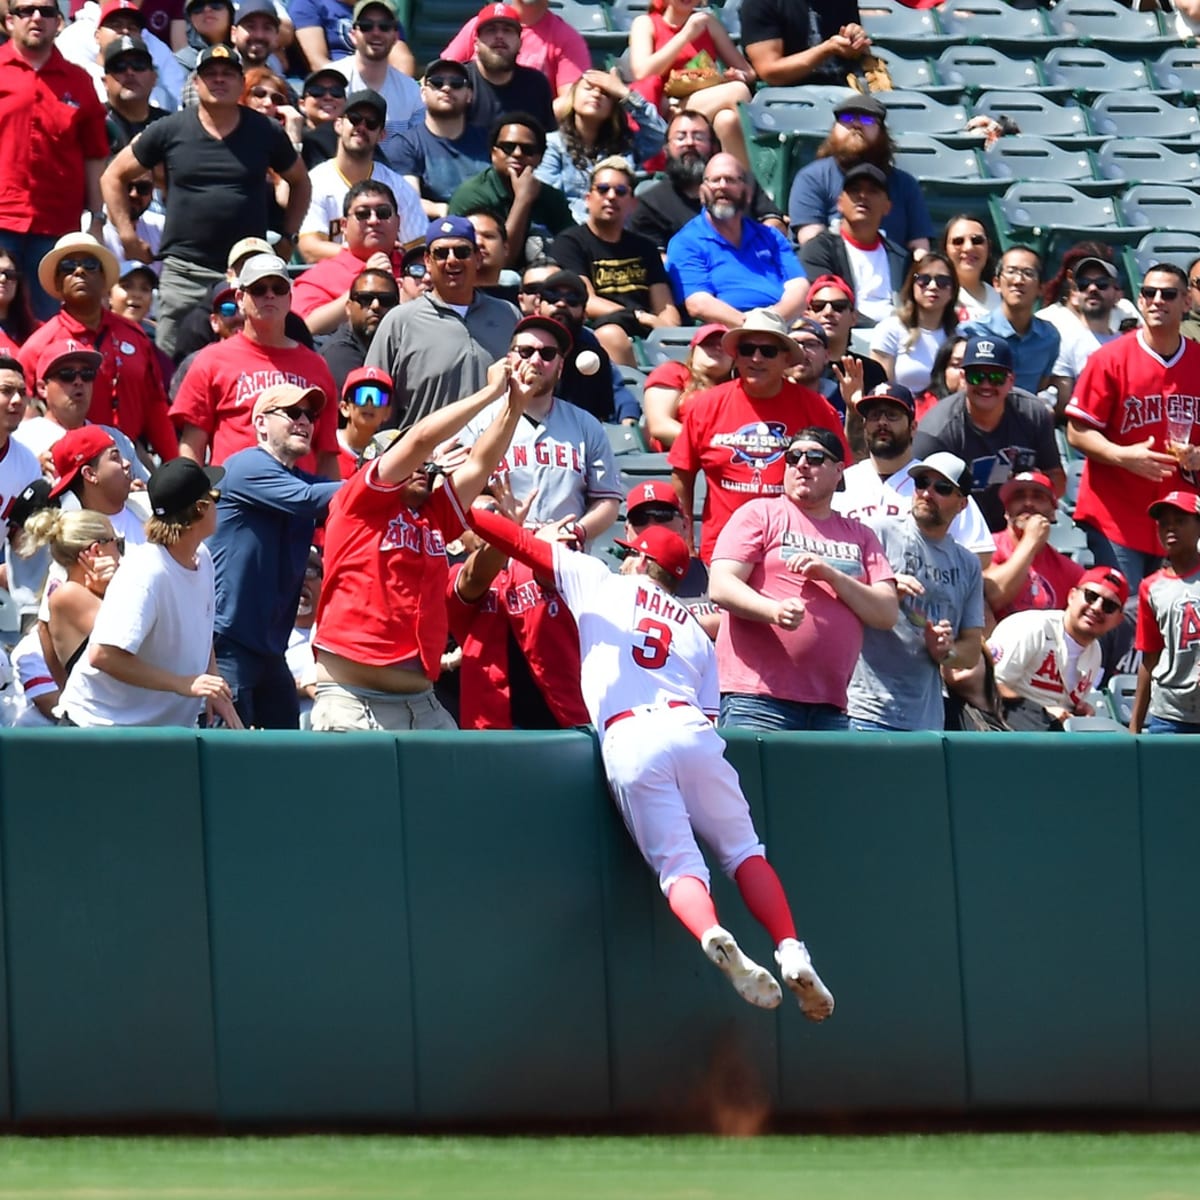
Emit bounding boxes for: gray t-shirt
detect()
[847,516,985,731]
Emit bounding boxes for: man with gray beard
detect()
[666,153,809,327]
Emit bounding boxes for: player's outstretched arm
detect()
[468,506,558,578]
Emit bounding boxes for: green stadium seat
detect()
[1125,230,1200,282]
[983,135,1117,198]
[1043,47,1169,104]
[642,326,696,365]
[1096,140,1200,192]
[1107,673,1137,724]
[740,93,833,207]
[858,0,963,54]
[605,422,646,455]
[1150,46,1200,105]
[871,47,962,102]
[938,0,1062,53]
[1045,0,1176,58]
[989,180,1151,260]
[1087,93,1200,149]
[891,133,999,197]
[877,90,980,149]
[935,46,1059,100]
[1121,185,1200,236]
[971,91,1101,150]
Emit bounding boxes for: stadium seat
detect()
[1048,520,1089,556]
[1042,47,1163,103]
[741,93,834,207]
[1124,230,1200,283]
[548,0,613,49]
[605,423,645,456]
[1087,94,1200,149]
[1044,0,1175,57]
[1120,185,1200,236]
[891,133,999,197]
[1062,715,1129,733]
[1149,46,1200,105]
[641,326,696,365]
[971,91,1101,150]
[616,452,673,478]
[990,181,1150,261]
[1095,140,1200,192]
[983,135,1115,197]
[870,48,963,102]
[877,90,979,148]
[1106,674,1137,725]
[935,46,1057,99]
[1063,456,1085,510]
[938,0,1062,53]
[858,0,962,53]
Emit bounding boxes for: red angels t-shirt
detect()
[990,529,1084,621]
[1065,331,1200,556]
[170,333,338,471]
[668,377,848,562]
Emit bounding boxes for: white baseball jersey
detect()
[989,607,1101,711]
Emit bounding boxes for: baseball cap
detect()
[538,269,587,303]
[103,33,152,67]
[49,427,117,499]
[342,366,394,404]
[424,57,470,81]
[788,426,844,464]
[344,88,387,121]
[1073,256,1118,281]
[834,93,886,120]
[961,334,1014,371]
[148,458,225,519]
[790,316,828,347]
[512,314,572,355]
[238,253,290,289]
[909,451,972,496]
[807,272,856,305]
[857,380,916,416]
[999,470,1055,507]
[186,0,232,10]
[117,260,157,286]
[425,215,477,247]
[6,478,58,530]
[352,0,396,19]
[1148,489,1200,519]
[98,0,144,26]
[614,525,690,579]
[234,0,280,24]
[475,2,521,27]
[842,162,888,190]
[209,279,237,309]
[227,236,273,271]
[195,44,244,73]
[1077,565,1130,609]
[252,382,326,421]
[35,339,102,384]
[302,67,346,94]
[688,322,727,348]
[625,480,683,519]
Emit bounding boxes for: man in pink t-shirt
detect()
[709,425,898,730]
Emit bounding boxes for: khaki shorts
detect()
[310,681,457,732]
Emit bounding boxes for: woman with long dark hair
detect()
[0,251,38,354]
[870,254,959,392]
[940,214,998,323]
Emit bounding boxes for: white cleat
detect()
[701,926,783,1010]
[776,938,835,1022]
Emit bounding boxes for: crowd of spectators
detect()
[0,0,1196,737]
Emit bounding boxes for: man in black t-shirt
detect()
[462,5,556,134]
[102,35,169,154]
[628,110,784,253]
[550,158,681,367]
[740,0,870,88]
[100,44,312,357]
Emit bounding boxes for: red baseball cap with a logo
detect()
[36,339,102,384]
[625,480,683,517]
[1078,566,1130,609]
[342,366,394,400]
[999,470,1055,507]
[49,426,116,499]
[1148,490,1200,519]
[475,3,521,27]
[615,525,690,579]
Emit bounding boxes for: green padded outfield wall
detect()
[0,728,1193,1126]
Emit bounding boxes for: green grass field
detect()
[1,1133,1199,1200]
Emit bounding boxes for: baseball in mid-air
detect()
[576,350,601,376]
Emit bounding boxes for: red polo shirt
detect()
[290,246,405,322]
[0,43,108,236]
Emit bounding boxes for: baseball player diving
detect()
[466,505,835,1018]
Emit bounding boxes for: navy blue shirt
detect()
[787,158,934,248]
[390,122,491,205]
[210,446,343,656]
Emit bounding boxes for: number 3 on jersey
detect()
[633,617,673,669]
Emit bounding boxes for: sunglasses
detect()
[1080,586,1120,615]
[911,474,957,497]
[630,506,678,525]
[110,58,153,73]
[836,111,879,126]
[784,447,834,466]
[965,367,1008,386]
[736,341,781,359]
[11,4,58,16]
[350,289,398,307]
[246,280,290,297]
[56,256,102,275]
[345,110,383,131]
[402,263,427,280]
[250,85,287,105]
[89,535,125,554]
[594,182,630,197]
[1141,286,1180,301]
[190,0,228,11]
[540,288,584,305]
[214,300,239,318]
[1074,276,1113,291]
[0,268,19,283]
[305,82,346,99]
[349,203,394,221]
[809,298,850,314]
[915,273,953,289]
[347,384,391,406]
[431,245,473,261]
[426,74,468,90]
[50,367,98,383]
[495,139,537,155]
[354,18,396,30]
[950,233,986,247]
[513,344,560,361]
[264,404,314,423]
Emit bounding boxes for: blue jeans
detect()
[214,635,300,730]
[719,693,849,732]
[1146,715,1200,735]
[848,717,905,733]
[0,230,59,320]
[1077,521,1162,609]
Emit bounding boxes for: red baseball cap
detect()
[999,470,1055,507]
[625,480,683,517]
[475,2,520,27]
[1077,566,1129,609]
[36,339,102,384]
[99,0,144,25]
[1147,490,1200,519]
[342,366,394,399]
[49,426,116,499]
[807,273,856,305]
[615,525,690,579]
[689,323,727,349]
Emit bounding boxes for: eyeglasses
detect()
[56,256,102,275]
[250,85,287,105]
[513,344,560,361]
[836,111,879,126]
[999,265,1039,282]
[784,447,834,466]
[793,339,825,354]
[736,341,781,360]
[539,289,584,306]
[911,474,957,497]
[1141,285,1180,301]
[950,234,986,248]
[630,506,678,525]
[965,367,1008,386]
[128,180,154,196]
[354,18,396,30]
[246,280,290,298]
[305,82,346,99]
[915,273,953,290]
[345,110,383,131]
[1074,276,1113,291]
[594,182,630,197]
[346,384,391,406]
[809,298,850,314]
[264,405,314,423]
[349,203,394,221]
[431,245,473,261]
[350,289,398,307]
[1080,586,1120,615]
[11,5,59,17]
[214,300,239,318]
[49,367,98,383]
[495,140,537,155]
[110,58,153,73]
[426,75,468,90]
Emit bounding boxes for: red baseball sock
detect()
[735,855,797,945]
[667,875,720,940]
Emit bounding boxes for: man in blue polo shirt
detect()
[209,382,344,728]
[666,153,809,327]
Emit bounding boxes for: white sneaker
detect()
[776,938,835,1022]
[701,926,782,1010]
